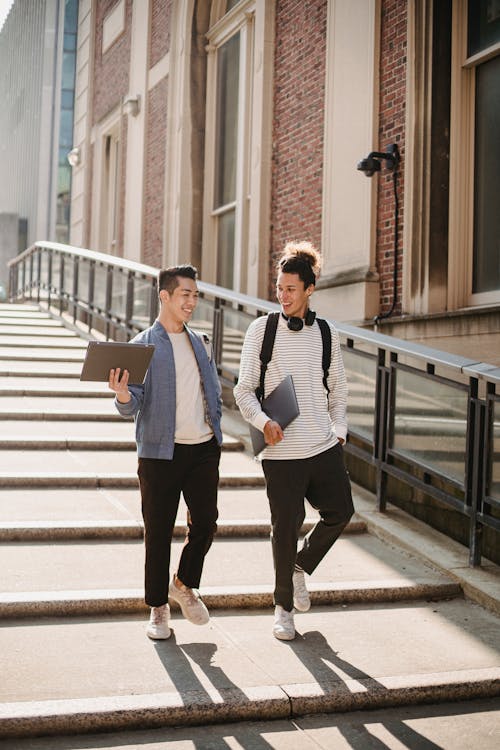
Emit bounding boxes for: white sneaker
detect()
[293,567,311,612]
[146,604,171,640]
[273,605,295,641]
[168,576,210,625]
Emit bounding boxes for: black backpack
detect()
[255,312,332,402]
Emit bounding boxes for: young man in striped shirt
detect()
[234,242,354,640]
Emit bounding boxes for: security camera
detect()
[357,144,400,177]
[357,155,382,177]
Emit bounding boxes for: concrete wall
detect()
[0,214,19,293]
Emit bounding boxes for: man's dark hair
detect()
[158,264,198,294]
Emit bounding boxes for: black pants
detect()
[262,443,354,612]
[138,438,221,607]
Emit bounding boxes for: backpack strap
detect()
[317,318,332,397]
[255,312,279,402]
[255,312,332,401]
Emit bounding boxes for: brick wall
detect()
[150,0,172,68]
[93,0,132,124]
[143,78,168,268]
[376,0,407,316]
[270,0,327,297]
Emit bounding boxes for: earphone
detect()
[281,309,316,331]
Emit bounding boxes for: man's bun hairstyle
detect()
[277,241,321,288]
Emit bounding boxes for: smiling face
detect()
[276,271,314,320]
[159,276,199,331]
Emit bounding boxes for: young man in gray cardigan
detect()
[109,265,223,640]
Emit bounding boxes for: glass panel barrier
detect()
[63,256,74,296]
[93,263,107,311]
[77,258,90,306]
[110,267,127,319]
[51,253,61,293]
[343,348,377,442]
[492,398,500,500]
[393,368,468,484]
[132,276,154,330]
[39,251,49,296]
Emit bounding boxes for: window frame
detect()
[201,0,274,296]
[448,0,500,309]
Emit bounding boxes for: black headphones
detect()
[282,309,316,331]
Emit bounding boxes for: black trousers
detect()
[138,438,221,607]
[262,442,354,612]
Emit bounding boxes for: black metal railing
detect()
[8,241,500,566]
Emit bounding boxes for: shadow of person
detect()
[153,634,276,749]
[286,628,444,749]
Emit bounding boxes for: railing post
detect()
[59,254,65,314]
[212,298,223,371]
[126,272,134,339]
[105,265,113,339]
[374,347,390,511]
[36,249,42,303]
[468,377,484,566]
[72,256,79,323]
[149,276,158,326]
[88,261,95,332]
[47,249,52,308]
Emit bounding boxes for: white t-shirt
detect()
[169,331,213,444]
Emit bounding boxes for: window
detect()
[469,2,500,297]
[448,0,500,308]
[214,32,240,288]
[101,130,121,253]
[202,0,274,297]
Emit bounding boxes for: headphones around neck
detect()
[282,309,316,331]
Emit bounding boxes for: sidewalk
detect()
[0,302,498,745]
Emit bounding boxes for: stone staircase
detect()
[0,302,499,744]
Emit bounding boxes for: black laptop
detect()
[80,341,155,385]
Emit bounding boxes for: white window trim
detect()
[449,0,500,309]
[202,0,274,296]
[318,0,381,322]
[90,107,122,254]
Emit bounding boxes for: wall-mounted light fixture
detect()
[357,143,400,176]
[123,94,141,117]
[357,143,401,324]
[67,147,81,167]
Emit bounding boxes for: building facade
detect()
[0,0,78,259]
[4,0,498,350]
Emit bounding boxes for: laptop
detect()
[249,374,300,456]
[80,341,155,385]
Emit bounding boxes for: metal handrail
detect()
[8,241,500,566]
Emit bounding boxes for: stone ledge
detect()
[0,669,498,739]
[0,580,462,619]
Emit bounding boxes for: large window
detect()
[100,129,121,253]
[469,2,500,296]
[56,0,78,243]
[202,0,274,297]
[448,0,500,309]
[214,32,240,288]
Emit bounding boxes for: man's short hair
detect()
[158,265,198,294]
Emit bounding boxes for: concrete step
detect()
[0,534,460,616]
[3,698,500,749]
[0,336,88,349]
[0,449,262,487]
[0,600,498,739]
[0,362,82,377]
[0,420,243,450]
[0,347,85,362]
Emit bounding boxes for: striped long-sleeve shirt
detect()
[234,314,348,460]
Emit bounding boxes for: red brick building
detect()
[69,0,500,354]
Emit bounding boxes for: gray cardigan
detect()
[114,320,223,459]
